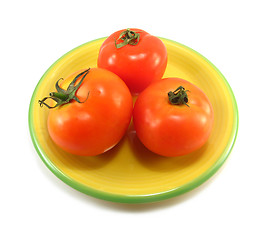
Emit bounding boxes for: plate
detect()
[28,37,238,203]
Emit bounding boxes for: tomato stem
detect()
[168,86,190,107]
[38,68,90,109]
[49,92,69,101]
[114,28,140,49]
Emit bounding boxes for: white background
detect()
[1,0,267,239]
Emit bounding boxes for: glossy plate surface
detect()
[29,38,238,203]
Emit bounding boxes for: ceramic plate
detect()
[29,37,238,203]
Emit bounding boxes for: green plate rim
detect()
[28,37,239,204]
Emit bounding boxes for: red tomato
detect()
[39,68,133,156]
[133,78,214,157]
[97,28,167,94]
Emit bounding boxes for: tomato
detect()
[133,78,214,157]
[39,68,133,156]
[97,28,167,94]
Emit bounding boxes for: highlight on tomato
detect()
[97,28,168,94]
[133,78,214,157]
[39,68,133,156]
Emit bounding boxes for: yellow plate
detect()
[29,38,238,203]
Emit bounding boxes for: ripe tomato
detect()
[133,78,214,157]
[39,68,133,156]
[97,28,167,94]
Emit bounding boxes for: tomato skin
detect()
[133,78,214,157]
[47,68,133,156]
[97,28,167,94]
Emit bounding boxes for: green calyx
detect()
[168,86,190,107]
[38,68,90,109]
[114,28,140,49]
